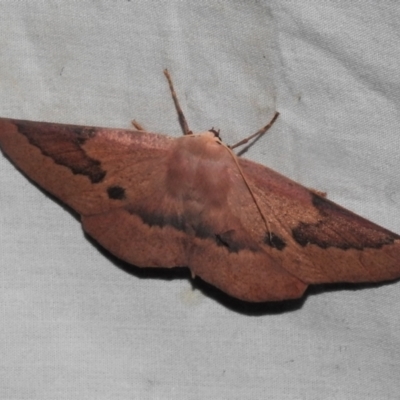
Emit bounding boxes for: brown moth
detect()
[1,70,400,302]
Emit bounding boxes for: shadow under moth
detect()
[1,70,400,302]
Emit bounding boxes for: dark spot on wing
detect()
[107,185,126,200]
[131,209,187,232]
[264,232,286,250]
[292,221,333,249]
[16,121,106,183]
[215,230,243,253]
[292,193,399,250]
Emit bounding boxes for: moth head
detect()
[190,129,223,146]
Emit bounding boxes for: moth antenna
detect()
[223,145,273,237]
[163,69,192,136]
[229,111,279,150]
[224,111,280,238]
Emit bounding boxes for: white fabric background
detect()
[1,2,400,399]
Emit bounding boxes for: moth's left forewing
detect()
[0,119,175,215]
[239,157,400,285]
